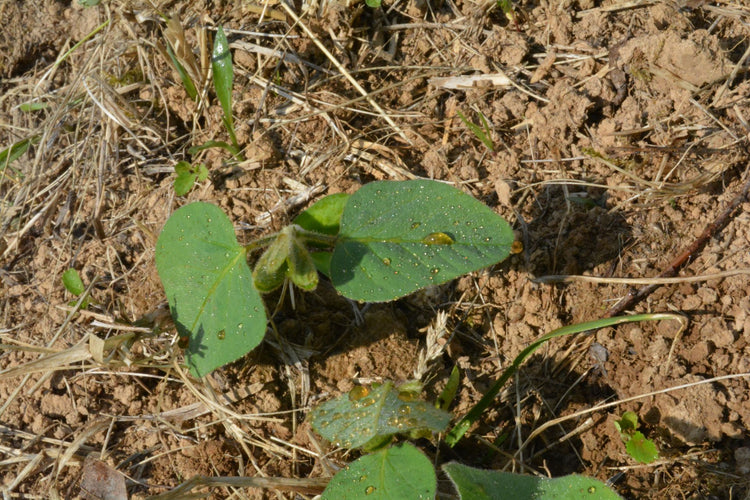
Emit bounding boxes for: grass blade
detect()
[445,313,686,446]
[211,26,239,151]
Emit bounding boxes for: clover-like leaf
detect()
[331,180,514,302]
[155,202,266,377]
[309,382,450,450]
[322,443,435,500]
[443,463,622,500]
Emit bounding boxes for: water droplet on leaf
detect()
[349,386,370,401]
[365,486,376,495]
[217,330,225,340]
[422,232,454,245]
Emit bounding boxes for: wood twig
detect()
[605,174,750,317]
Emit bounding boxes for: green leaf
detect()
[1,135,39,177]
[212,26,238,150]
[196,163,209,181]
[322,443,435,500]
[437,365,461,411]
[173,161,197,196]
[331,180,514,302]
[155,202,266,377]
[310,251,332,277]
[625,431,658,464]
[457,110,494,152]
[288,237,318,291]
[614,411,638,436]
[252,228,292,293]
[173,161,208,196]
[309,382,451,450]
[62,268,86,296]
[443,463,622,500]
[19,101,49,112]
[188,140,240,159]
[294,193,351,236]
[165,42,198,100]
[364,0,382,8]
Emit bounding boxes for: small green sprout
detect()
[173,161,208,196]
[62,268,92,309]
[614,411,659,464]
[456,109,494,151]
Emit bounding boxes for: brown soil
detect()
[1,0,750,498]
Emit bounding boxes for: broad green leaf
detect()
[322,443,435,500]
[62,268,85,296]
[625,431,658,464]
[310,251,332,277]
[155,202,266,377]
[309,382,451,450]
[294,192,351,236]
[331,180,514,302]
[364,0,382,7]
[443,463,622,500]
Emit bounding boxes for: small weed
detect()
[62,268,93,308]
[615,411,659,464]
[173,160,208,196]
[456,109,494,152]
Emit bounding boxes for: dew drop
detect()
[484,237,492,242]
[360,397,376,407]
[365,486,376,495]
[349,386,370,401]
[217,330,225,340]
[431,268,440,274]
[238,323,244,329]
[397,391,419,402]
[398,405,411,415]
[588,486,596,493]
[382,257,391,266]
[411,222,421,229]
[422,232,454,245]
[511,240,524,254]
[404,417,417,426]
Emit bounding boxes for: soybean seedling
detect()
[155,179,515,377]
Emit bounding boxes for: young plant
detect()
[307,381,621,500]
[456,109,494,152]
[155,179,516,376]
[614,411,659,464]
[173,160,208,196]
[210,26,241,157]
[62,268,92,309]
